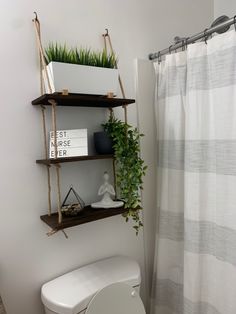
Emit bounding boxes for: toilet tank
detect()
[41,256,141,314]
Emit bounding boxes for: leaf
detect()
[103,116,147,235]
[44,43,117,68]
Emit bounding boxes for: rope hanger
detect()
[32,12,67,238]
[102,28,128,124]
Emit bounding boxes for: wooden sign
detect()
[49,129,88,158]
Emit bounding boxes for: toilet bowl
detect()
[41,256,146,314]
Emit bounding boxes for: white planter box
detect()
[44,61,119,95]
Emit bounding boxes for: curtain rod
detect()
[149,15,236,60]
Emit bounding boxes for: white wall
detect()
[0,1,213,314]
[214,0,236,18]
[135,60,157,310]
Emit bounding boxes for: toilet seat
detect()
[85,282,146,314]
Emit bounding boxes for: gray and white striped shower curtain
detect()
[151,29,236,314]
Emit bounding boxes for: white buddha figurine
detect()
[91,172,124,209]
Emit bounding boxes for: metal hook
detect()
[102,28,109,38]
[182,40,185,51]
[169,45,173,54]
[234,16,236,31]
[204,28,208,44]
[157,51,161,64]
[103,28,109,37]
[32,11,39,22]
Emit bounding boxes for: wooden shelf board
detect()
[36,154,114,165]
[40,205,129,230]
[32,93,135,108]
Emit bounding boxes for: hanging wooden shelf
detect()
[32,14,141,236]
[32,93,135,108]
[40,205,129,231]
[36,154,114,165]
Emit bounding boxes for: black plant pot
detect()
[94,131,114,154]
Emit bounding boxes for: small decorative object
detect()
[91,172,123,209]
[61,186,85,216]
[62,89,69,95]
[94,131,114,155]
[50,129,88,158]
[107,92,114,98]
[43,44,118,95]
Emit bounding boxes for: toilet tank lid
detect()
[41,256,141,314]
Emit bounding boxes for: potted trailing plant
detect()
[43,43,118,95]
[103,113,147,235]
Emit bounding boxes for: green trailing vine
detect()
[103,113,147,235]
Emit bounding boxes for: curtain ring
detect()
[204,28,208,44]
[169,45,173,54]
[234,16,236,31]
[158,51,161,64]
[185,37,189,50]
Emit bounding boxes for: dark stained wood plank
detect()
[36,154,114,165]
[32,93,135,108]
[40,205,129,230]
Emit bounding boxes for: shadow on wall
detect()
[0,297,6,314]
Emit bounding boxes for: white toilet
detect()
[41,256,146,314]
